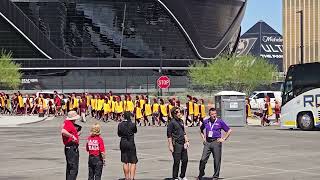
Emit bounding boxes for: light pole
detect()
[296,10,304,64]
[119,3,127,67]
[158,29,164,97]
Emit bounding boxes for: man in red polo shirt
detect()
[61,111,81,180]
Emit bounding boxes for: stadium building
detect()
[0,0,247,92]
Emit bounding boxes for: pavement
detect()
[247,116,280,126]
[0,116,320,180]
[0,115,51,127]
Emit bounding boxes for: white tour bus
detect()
[281,62,320,130]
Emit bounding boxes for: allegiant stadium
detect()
[0,0,247,91]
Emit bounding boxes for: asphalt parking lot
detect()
[0,117,320,180]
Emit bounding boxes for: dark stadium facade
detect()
[0,0,247,91]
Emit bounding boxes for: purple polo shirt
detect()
[200,118,230,139]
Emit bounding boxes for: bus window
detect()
[283,80,293,104]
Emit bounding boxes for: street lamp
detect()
[158,29,164,96]
[296,10,304,64]
[119,3,127,68]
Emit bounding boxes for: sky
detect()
[241,0,282,34]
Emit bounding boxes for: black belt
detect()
[65,143,79,147]
[89,154,100,157]
[206,138,218,142]
[175,141,185,145]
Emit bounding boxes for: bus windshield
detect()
[282,63,320,106]
[282,79,293,105]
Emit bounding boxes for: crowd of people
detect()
[1,91,208,127]
[245,96,281,126]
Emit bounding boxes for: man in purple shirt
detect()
[197,108,232,180]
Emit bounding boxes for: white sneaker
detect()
[179,177,188,180]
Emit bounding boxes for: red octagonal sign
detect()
[157,76,170,89]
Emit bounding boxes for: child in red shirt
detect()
[274,100,281,125]
[86,123,106,180]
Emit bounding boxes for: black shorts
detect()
[276,114,280,119]
[153,112,159,117]
[120,140,138,164]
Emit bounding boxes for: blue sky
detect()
[241,0,282,34]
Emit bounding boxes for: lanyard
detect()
[209,119,217,131]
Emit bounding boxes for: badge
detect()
[208,131,213,138]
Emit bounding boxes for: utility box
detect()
[215,91,246,127]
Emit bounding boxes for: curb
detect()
[0,116,53,127]
[18,116,53,126]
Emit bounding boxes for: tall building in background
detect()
[283,0,320,72]
[0,0,247,91]
[236,21,283,72]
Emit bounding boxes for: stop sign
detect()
[157,76,170,89]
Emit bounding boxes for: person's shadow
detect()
[163,177,219,180]
[118,177,223,180]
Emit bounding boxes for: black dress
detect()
[118,119,138,163]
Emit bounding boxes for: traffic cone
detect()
[39,105,44,117]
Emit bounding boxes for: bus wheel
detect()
[298,113,314,131]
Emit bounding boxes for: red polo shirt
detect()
[86,135,105,157]
[55,96,61,106]
[62,120,79,145]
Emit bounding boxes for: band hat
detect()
[66,111,80,121]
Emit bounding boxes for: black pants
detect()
[88,155,103,180]
[172,143,188,179]
[199,141,222,178]
[65,145,79,180]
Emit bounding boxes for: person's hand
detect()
[169,144,174,153]
[217,138,225,143]
[71,135,77,142]
[184,141,190,149]
[202,139,206,145]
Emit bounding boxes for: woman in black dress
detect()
[118,111,138,180]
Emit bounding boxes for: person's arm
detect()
[200,122,206,143]
[61,128,77,141]
[223,129,232,141]
[218,121,232,143]
[99,138,106,165]
[167,123,174,153]
[184,133,190,148]
[86,141,89,152]
[117,124,122,137]
[167,137,174,153]
[132,123,137,134]
[101,152,106,165]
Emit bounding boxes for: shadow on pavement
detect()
[275,128,320,131]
